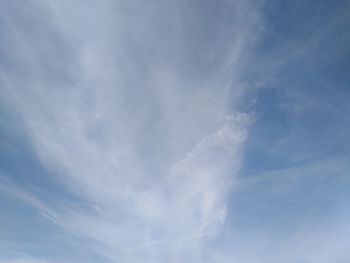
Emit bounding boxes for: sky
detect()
[0,0,349,262]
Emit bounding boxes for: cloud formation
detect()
[3,1,348,262]
[0,0,260,261]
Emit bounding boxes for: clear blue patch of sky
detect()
[239,0,350,176]
[228,0,350,238]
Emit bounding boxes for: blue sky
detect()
[0,0,349,262]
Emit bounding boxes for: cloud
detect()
[1,1,349,262]
[0,0,261,261]
[0,177,59,223]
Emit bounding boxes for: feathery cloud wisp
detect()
[0,0,260,261]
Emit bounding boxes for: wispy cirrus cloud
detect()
[1,1,350,263]
[0,0,261,261]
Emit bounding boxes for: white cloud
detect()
[0,0,261,261]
